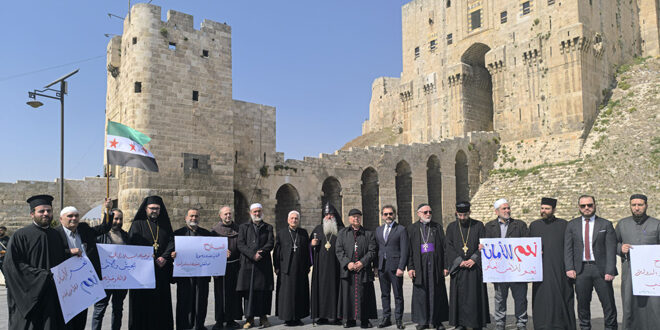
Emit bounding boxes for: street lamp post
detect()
[26,69,79,210]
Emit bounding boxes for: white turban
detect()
[249,203,263,211]
[493,199,508,210]
[60,206,79,217]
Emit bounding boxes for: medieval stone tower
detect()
[362,0,660,165]
[106,4,275,223]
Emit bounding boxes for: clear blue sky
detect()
[0,0,406,183]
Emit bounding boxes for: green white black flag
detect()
[106,121,158,172]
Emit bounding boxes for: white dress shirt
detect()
[581,215,596,261]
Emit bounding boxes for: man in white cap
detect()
[483,199,529,330]
[237,203,274,329]
[56,199,114,330]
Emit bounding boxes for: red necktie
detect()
[584,219,591,260]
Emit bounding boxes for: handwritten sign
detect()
[480,237,543,283]
[97,244,155,289]
[629,245,660,296]
[51,256,106,323]
[173,236,227,277]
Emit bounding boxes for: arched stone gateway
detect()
[234,190,250,225]
[395,160,413,226]
[361,167,380,231]
[455,150,469,203]
[321,176,342,217]
[461,43,493,133]
[275,184,301,232]
[426,155,442,225]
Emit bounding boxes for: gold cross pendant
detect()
[153,242,159,251]
[462,245,468,254]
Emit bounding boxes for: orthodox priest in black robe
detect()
[335,208,377,328]
[5,195,66,330]
[171,208,212,330]
[211,206,243,329]
[407,203,449,329]
[445,201,490,329]
[528,197,576,330]
[127,195,174,330]
[274,211,310,325]
[236,203,274,328]
[310,202,345,324]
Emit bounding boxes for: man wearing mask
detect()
[212,206,243,330]
[171,208,213,330]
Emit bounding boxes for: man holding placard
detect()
[484,199,529,330]
[171,208,213,330]
[616,194,660,329]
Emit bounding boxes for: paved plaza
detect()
[0,268,622,330]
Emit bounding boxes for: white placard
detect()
[480,237,543,283]
[629,245,660,296]
[97,244,156,289]
[173,236,227,277]
[51,256,106,323]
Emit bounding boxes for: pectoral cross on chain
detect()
[354,242,358,252]
[153,242,159,252]
[293,244,298,252]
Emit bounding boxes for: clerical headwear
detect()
[417,203,430,211]
[145,195,163,205]
[27,194,54,209]
[323,202,338,217]
[493,198,508,210]
[250,203,263,211]
[541,197,557,208]
[456,201,471,213]
[60,206,79,217]
[348,209,362,216]
[630,194,647,202]
[132,195,173,233]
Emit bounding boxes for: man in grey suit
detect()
[375,205,409,329]
[564,195,618,330]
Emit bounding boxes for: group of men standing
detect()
[3,192,659,330]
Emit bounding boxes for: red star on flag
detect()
[109,138,119,148]
[130,144,136,151]
[142,147,149,154]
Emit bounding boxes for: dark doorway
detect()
[461,43,493,132]
[233,190,250,225]
[321,176,342,217]
[361,167,380,231]
[395,160,413,226]
[455,150,469,202]
[427,155,443,225]
[275,184,301,232]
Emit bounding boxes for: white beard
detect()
[323,218,338,236]
[420,217,431,224]
[251,214,262,222]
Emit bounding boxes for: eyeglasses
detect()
[579,203,594,209]
[147,207,160,210]
[420,210,432,214]
[383,212,394,216]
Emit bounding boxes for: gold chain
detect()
[458,219,471,254]
[146,220,159,246]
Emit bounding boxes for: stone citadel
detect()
[1,1,658,232]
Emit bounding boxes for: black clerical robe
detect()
[127,219,174,330]
[407,220,449,326]
[274,227,310,321]
[236,221,274,317]
[4,224,66,330]
[310,223,342,320]
[211,222,243,323]
[445,219,490,329]
[529,216,576,330]
[172,225,212,330]
[335,226,377,322]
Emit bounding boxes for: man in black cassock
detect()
[528,197,576,330]
[310,202,345,325]
[237,203,274,329]
[407,203,448,330]
[4,194,66,330]
[335,208,377,329]
[0,225,9,274]
[127,195,174,330]
[445,201,489,330]
[274,210,310,326]
[56,200,113,330]
[171,208,212,330]
[211,206,243,330]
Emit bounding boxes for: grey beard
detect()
[420,217,431,224]
[251,215,262,222]
[323,219,338,236]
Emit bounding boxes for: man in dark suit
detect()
[375,205,408,329]
[564,195,618,330]
[57,199,113,330]
[484,199,529,330]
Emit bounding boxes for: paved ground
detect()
[0,269,622,330]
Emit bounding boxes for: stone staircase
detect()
[470,56,660,224]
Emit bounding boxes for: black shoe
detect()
[361,321,373,329]
[212,323,223,330]
[415,325,427,330]
[344,320,356,328]
[377,318,392,328]
[316,318,329,325]
[330,319,343,325]
[434,324,445,330]
[396,320,404,329]
[225,321,240,328]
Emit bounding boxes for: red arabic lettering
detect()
[203,243,226,251]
